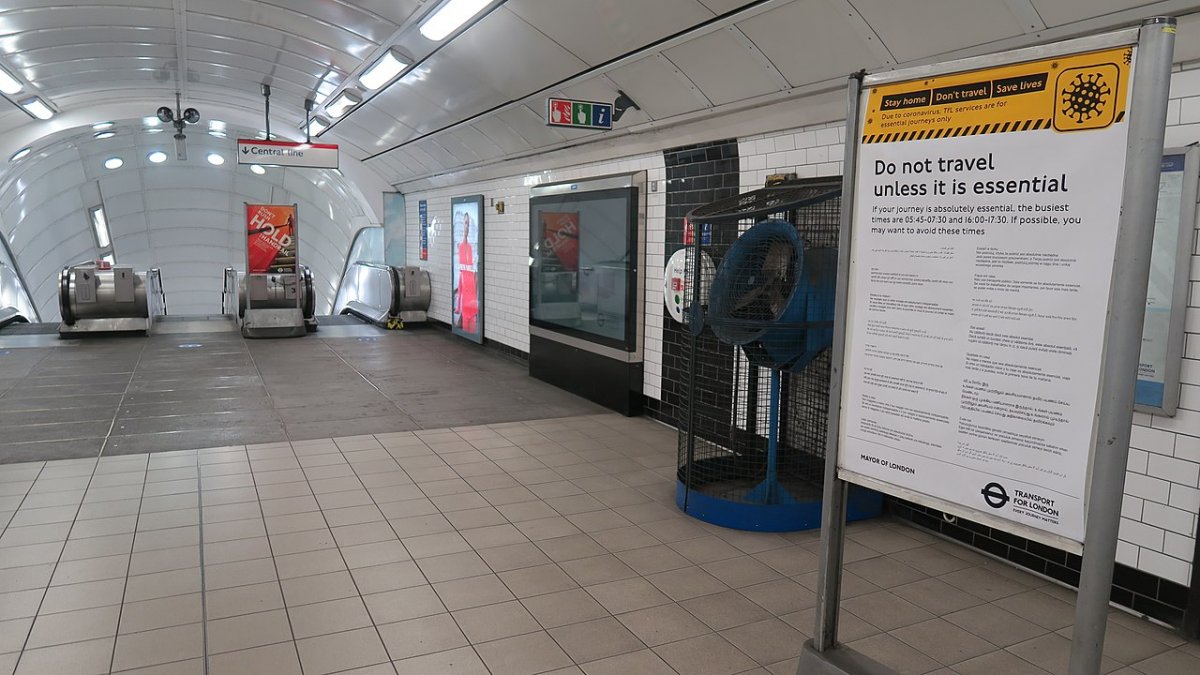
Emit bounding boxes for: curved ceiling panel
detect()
[0,0,1193,192]
[663,28,785,106]
[605,55,713,119]
[851,0,1028,63]
[505,0,718,66]
[1031,0,1157,27]
[736,0,889,87]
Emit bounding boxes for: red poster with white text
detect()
[246,204,297,274]
[540,211,580,272]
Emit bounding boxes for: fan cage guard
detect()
[675,177,882,531]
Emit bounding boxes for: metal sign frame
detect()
[803,18,1175,675]
[1134,146,1198,415]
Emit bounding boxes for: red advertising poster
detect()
[246,204,297,274]
[540,211,580,271]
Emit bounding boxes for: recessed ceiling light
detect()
[19,97,54,120]
[0,66,21,95]
[93,121,114,131]
[250,165,266,175]
[147,151,167,164]
[94,131,115,140]
[9,147,31,162]
[360,48,409,90]
[104,157,123,170]
[420,0,491,41]
[325,90,361,118]
[206,153,225,166]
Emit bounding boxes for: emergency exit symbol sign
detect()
[546,97,614,131]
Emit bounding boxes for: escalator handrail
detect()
[301,266,315,320]
[388,265,402,317]
[0,307,29,330]
[147,268,166,316]
[59,267,75,325]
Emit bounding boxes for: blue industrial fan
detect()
[706,219,837,505]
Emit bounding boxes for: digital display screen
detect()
[451,195,483,344]
[529,187,637,350]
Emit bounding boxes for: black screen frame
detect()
[528,185,640,352]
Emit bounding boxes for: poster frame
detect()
[450,194,484,344]
[243,203,301,313]
[1134,146,1198,415]
[419,199,429,261]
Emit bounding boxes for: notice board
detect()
[837,46,1138,549]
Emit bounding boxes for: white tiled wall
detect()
[403,154,667,399]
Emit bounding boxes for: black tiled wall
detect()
[646,140,741,427]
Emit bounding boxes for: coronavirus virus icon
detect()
[1060,72,1110,124]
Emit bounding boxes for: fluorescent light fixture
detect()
[9,147,30,162]
[92,121,114,131]
[209,120,226,137]
[360,49,409,90]
[420,0,491,41]
[250,165,266,175]
[313,68,339,105]
[147,150,167,164]
[0,66,21,95]
[143,116,161,127]
[206,153,224,166]
[325,90,361,118]
[19,97,53,120]
[89,205,111,249]
[103,157,123,170]
[93,131,115,140]
[305,116,330,136]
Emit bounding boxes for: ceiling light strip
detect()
[316,0,507,137]
[358,0,783,159]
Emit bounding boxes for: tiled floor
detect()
[0,413,1196,675]
[0,325,602,463]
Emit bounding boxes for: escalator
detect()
[332,262,430,328]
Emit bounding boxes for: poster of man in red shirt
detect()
[451,195,483,343]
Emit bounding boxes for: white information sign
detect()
[838,46,1136,546]
[662,248,714,324]
[1135,151,1193,413]
[237,139,339,169]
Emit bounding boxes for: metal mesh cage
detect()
[675,177,843,530]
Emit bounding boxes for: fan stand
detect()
[744,369,798,505]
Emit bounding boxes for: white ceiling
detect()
[0,0,1199,190]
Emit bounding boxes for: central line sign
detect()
[236,139,339,169]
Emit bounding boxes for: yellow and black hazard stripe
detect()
[863,118,1054,144]
[862,108,1125,144]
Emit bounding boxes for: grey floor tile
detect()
[473,631,572,675]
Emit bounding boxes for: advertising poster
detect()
[541,211,580,271]
[1135,153,1189,411]
[383,193,406,268]
[838,46,1135,546]
[419,200,429,261]
[245,204,297,274]
[451,195,484,343]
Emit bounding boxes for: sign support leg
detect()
[1068,16,1175,675]
[797,71,894,675]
